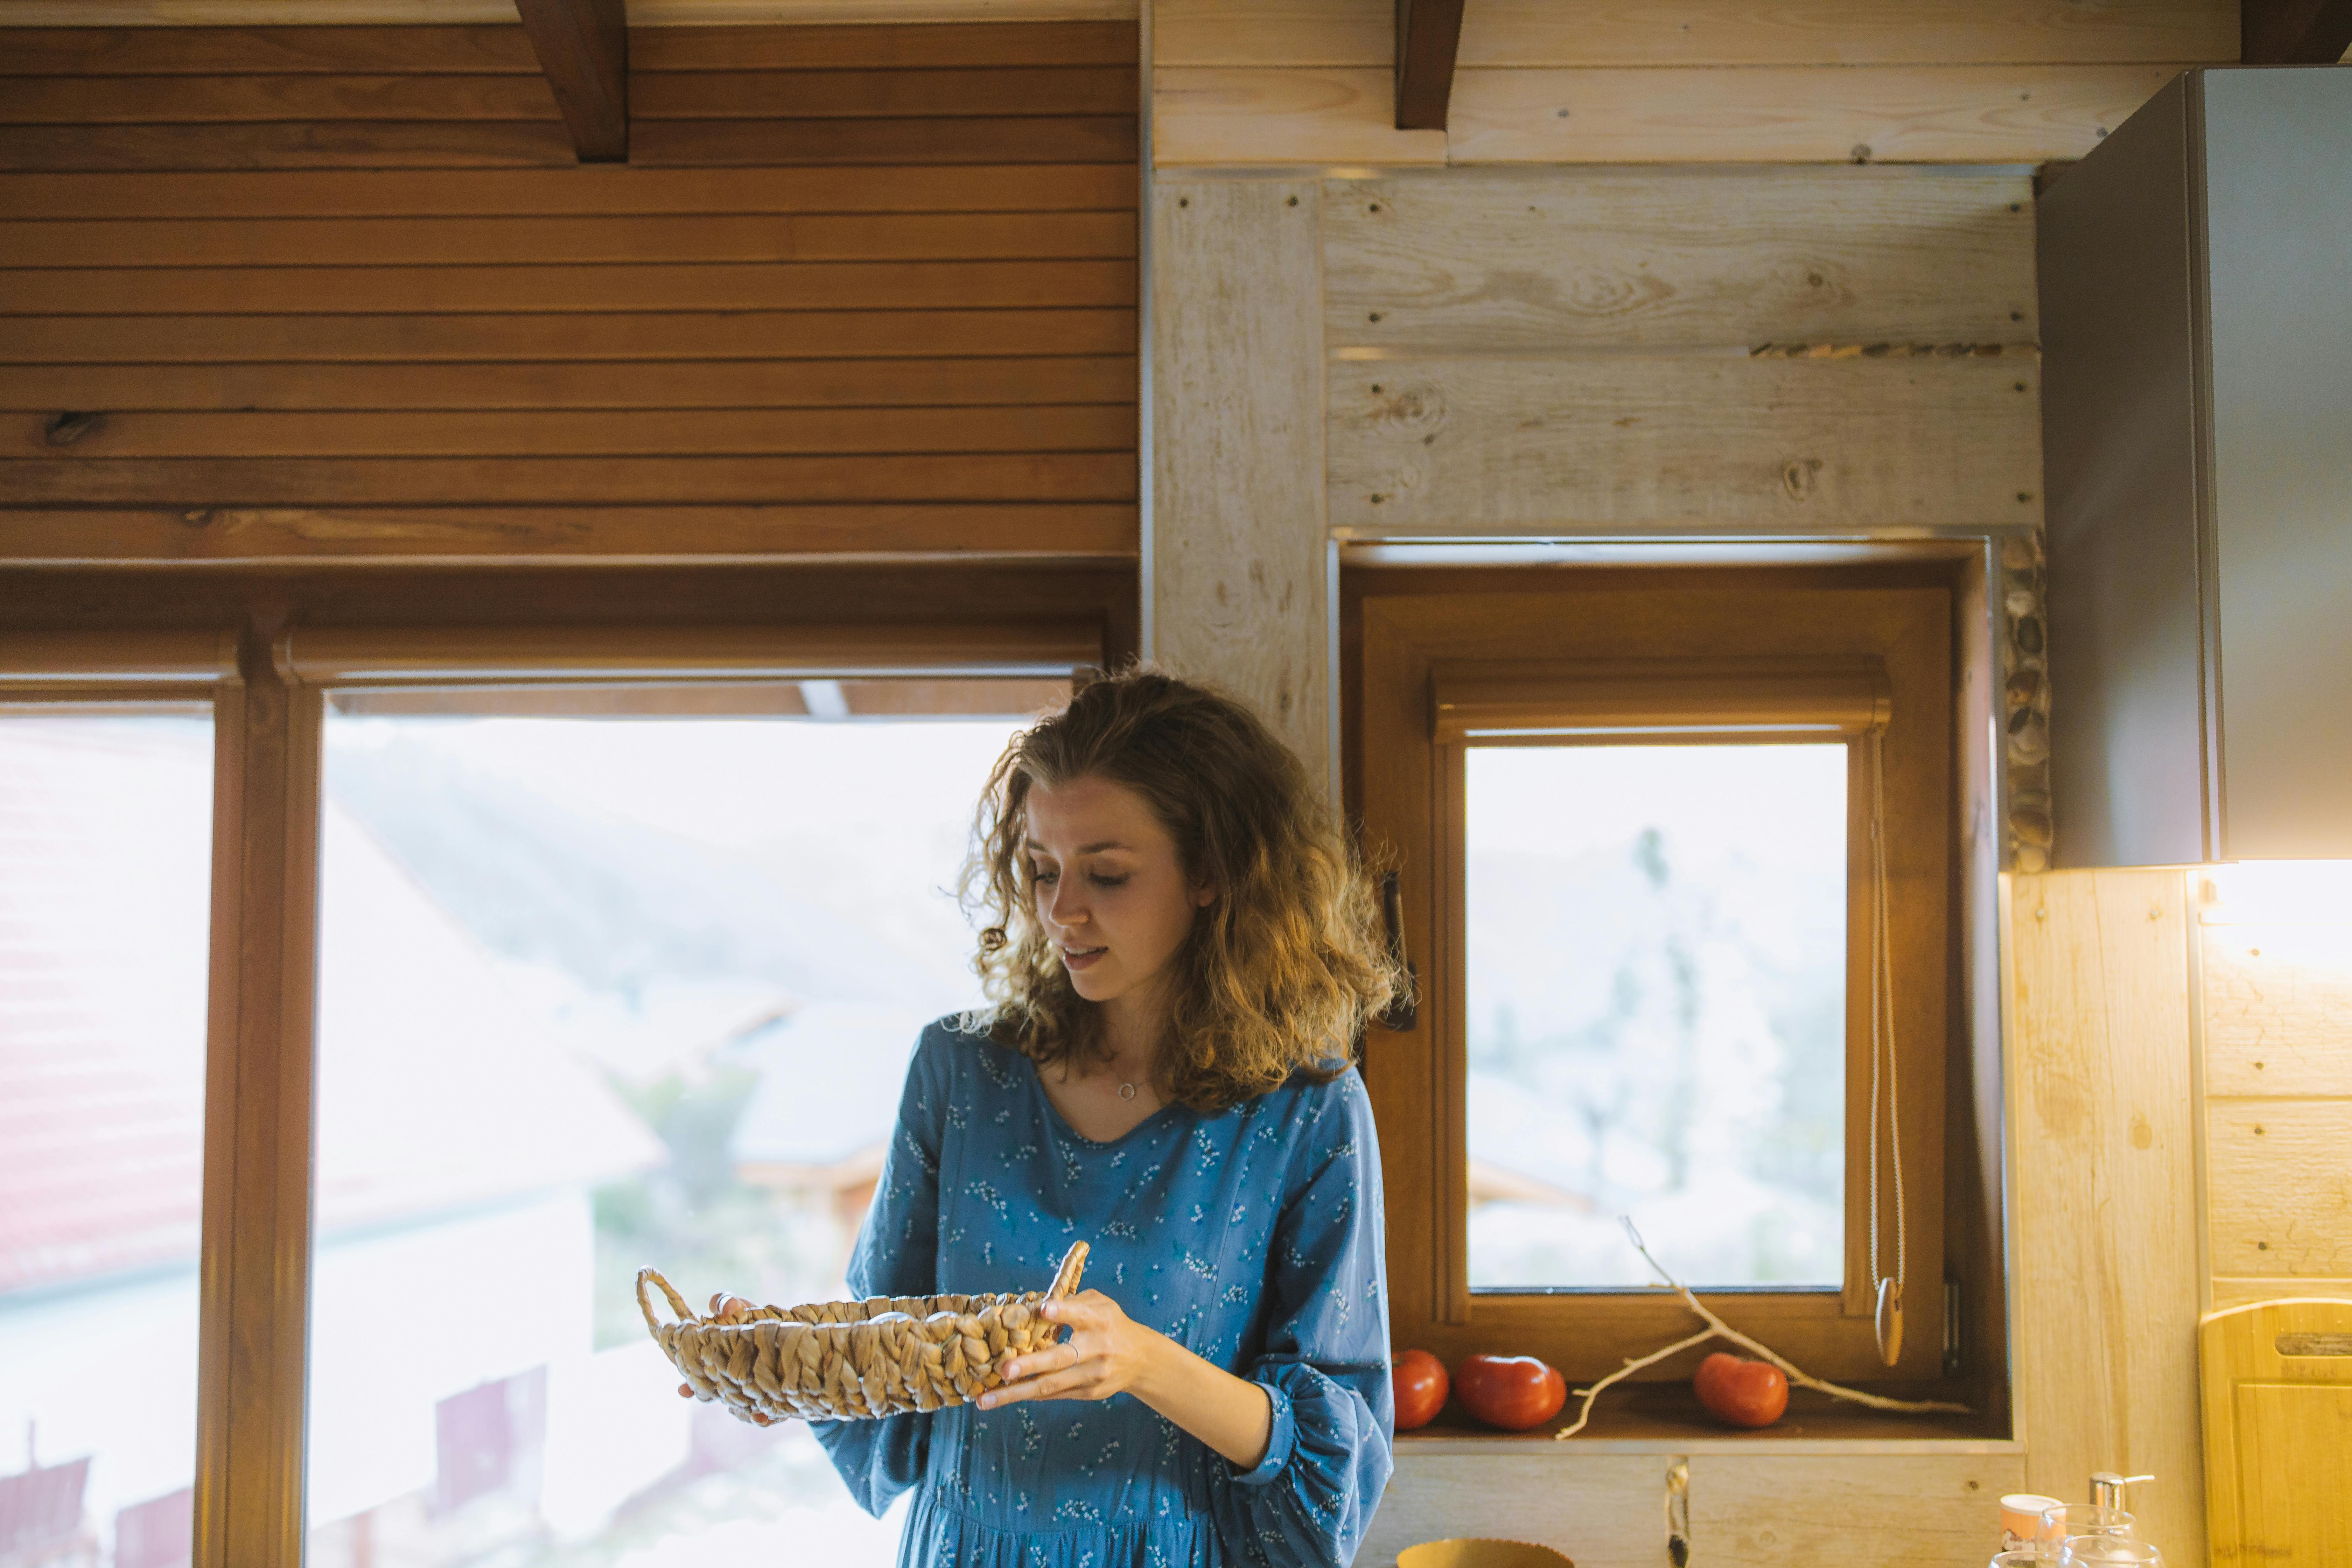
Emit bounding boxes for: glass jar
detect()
[2056,1538,2161,1567]
[2036,1505,2134,1561]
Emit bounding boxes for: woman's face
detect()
[1023,772,1212,1010]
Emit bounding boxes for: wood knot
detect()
[44,411,106,447]
[1781,458,1822,502]
[1372,382,1445,440]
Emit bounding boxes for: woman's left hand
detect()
[978,1289,1159,1409]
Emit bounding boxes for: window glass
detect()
[0,712,214,1568]
[1463,743,1847,1289]
[305,693,1045,1568]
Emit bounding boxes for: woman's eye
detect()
[1088,873,1129,889]
[1030,867,1057,885]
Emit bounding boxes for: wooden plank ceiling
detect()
[0,19,1140,564]
[0,1,1134,18]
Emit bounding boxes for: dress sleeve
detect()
[811,1023,952,1517]
[1205,1070,1395,1567]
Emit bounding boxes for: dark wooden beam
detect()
[2243,0,2352,62]
[1394,0,1465,131]
[512,0,629,163]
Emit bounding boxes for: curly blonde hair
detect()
[960,665,1401,1111]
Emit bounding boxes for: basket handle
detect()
[1045,1240,1089,1300]
[637,1266,694,1333]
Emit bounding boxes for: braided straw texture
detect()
[639,1240,1088,1424]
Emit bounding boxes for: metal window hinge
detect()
[1378,870,1419,1032]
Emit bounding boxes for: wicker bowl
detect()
[1396,1541,1575,1568]
[639,1240,1088,1424]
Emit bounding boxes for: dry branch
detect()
[1555,1219,1972,1439]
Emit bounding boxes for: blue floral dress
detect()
[813,1017,1394,1567]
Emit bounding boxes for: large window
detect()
[1349,569,1959,1391]
[0,707,216,1568]
[0,589,1108,1568]
[302,690,1051,1568]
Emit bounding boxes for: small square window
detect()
[1347,567,1963,1391]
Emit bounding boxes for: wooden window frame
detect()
[0,562,1125,1568]
[1348,565,1967,1392]
[0,630,253,1568]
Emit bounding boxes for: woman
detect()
[814,667,1403,1567]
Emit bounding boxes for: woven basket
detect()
[638,1240,1089,1424]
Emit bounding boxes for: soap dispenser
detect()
[2090,1473,2154,1519]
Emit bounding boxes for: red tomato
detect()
[1392,1348,1449,1430]
[1692,1352,1789,1428]
[1452,1353,1567,1431]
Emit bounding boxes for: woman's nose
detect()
[1048,878,1087,927]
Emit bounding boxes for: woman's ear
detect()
[1192,879,1217,908]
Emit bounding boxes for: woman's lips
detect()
[1061,944,1106,971]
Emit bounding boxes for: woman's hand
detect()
[979,1288,1275,1470]
[979,1289,1153,1409]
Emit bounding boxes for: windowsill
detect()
[1396,1381,2016,1455]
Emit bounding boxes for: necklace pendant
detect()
[1117,1082,1137,1101]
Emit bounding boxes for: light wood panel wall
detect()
[2200,914,2352,1309]
[1148,177,1329,782]
[1318,151,2054,775]
[2008,868,2208,1562]
[1365,1448,2029,1568]
[1150,162,2041,772]
[1322,167,2038,352]
[1154,0,2234,167]
[0,20,1140,563]
[1329,354,2040,533]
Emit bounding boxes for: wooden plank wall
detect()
[0,21,1140,563]
[1158,160,2045,774]
[1368,1447,2030,1568]
[2008,869,2208,1563]
[2200,901,2352,1308]
[1149,178,1329,784]
[1154,0,2232,167]
[1325,168,2043,537]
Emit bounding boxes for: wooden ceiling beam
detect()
[512,0,629,163]
[1394,0,1465,131]
[2242,0,2352,62]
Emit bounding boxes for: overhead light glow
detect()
[2200,860,2352,926]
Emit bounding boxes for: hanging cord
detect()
[1867,729,1906,1303]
